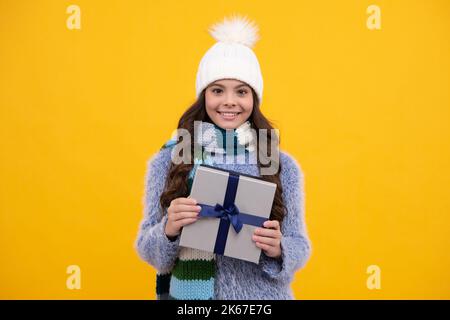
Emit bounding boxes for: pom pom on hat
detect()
[208,15,259,48]
[195,15,264,105]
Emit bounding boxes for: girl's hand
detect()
[165,197,202,238]
[252,220,282,259]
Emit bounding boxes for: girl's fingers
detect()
[172,204,202,214]
[255,241,272,252]
[173,211,200,221]
[177,217,199,227]
[252,235,279,247]
[263,220,280,230]
[254,227,281,239]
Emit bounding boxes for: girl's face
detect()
[205,79,254,130]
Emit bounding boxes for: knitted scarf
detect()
[156,120,257,300]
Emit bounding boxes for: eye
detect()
[237,89,248,95]
[212,88,223,94]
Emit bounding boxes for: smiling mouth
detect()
[217,111,242,116]
[217,111,242,121]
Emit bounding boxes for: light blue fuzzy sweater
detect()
[135,146,312,299]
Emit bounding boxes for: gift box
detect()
[179,164,277,264]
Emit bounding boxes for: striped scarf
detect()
[156,120,256,300]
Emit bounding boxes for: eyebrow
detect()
[210,83,250,89]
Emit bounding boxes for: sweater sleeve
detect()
[134,147,181,273]
[259,151,312,284]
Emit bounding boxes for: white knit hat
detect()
[195,15,264,105]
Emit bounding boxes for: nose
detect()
[223,93,237,107]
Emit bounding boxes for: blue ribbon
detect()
[199,203,243,233]
[198,172,267,255]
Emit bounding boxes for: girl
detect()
[135,15,311,300]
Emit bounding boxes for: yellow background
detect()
[1,0,449,299]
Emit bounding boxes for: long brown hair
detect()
[160,87,286,223]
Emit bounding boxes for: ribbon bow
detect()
[214,203,243,233]
[199,203,243,233]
